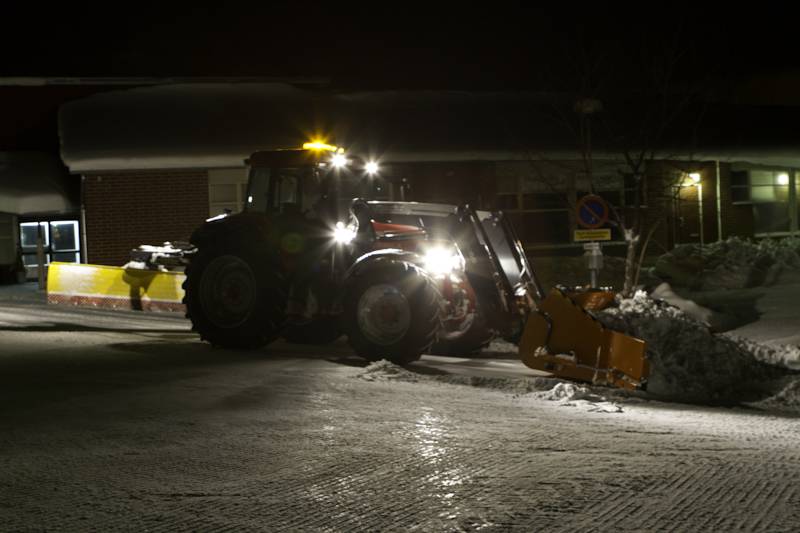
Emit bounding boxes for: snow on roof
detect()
[58,83,577,172]
[0,152,77,215]
[59,83,800,172]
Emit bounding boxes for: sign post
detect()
[575,194,610,287]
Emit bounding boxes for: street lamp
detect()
[686,172,703,247]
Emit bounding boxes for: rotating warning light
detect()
[303,140,339,152]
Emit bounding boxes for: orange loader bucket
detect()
[519,288,649,390]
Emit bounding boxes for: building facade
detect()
[56,83,800,271]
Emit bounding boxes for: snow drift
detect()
[653,236,800,290]
[598,291,798,404]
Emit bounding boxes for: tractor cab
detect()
[243,144,393,226]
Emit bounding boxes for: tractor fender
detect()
[343,249,425,287]
[190,211,277,250]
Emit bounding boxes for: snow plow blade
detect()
[47,262,186,313]
[519,288,648,390]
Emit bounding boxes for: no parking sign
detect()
[576,194,609,229]
[575,194,611,241]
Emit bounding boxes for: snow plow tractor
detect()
[183,143,649,389]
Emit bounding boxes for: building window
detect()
[208,168,249,216]
[730,170,750,203]
[622,173,648,207]
[730,169,795,235]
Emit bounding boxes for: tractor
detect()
[183,142,650,389]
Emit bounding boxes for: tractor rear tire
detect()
[183,243,285,349]
[343,261,442,365]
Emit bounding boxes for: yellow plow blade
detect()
[519,289,648,390]
[47,262,186,312]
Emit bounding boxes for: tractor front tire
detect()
[343,261,442,365]
[183,244,285,349]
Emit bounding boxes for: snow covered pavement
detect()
[1,292,799,530]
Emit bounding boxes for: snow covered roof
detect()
[0,152,77,215]
[58,83,576,172]
[59,83,800,172]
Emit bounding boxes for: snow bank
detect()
[653,236,800,290]
[748,377,800,412]
[598,291,795,404]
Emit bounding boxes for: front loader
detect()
[182,142,649,390]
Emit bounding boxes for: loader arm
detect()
[459,205,649,390]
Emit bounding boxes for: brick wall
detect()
[83,170,209,266]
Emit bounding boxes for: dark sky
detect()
[2,4,799,90]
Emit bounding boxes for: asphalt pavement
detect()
[1,284,799,531]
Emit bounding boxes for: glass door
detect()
[20,219,80,279]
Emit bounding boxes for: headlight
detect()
[333,221,357,244]
[423,246,464,276]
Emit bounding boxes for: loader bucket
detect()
[519,288,649,390]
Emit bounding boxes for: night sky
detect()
[2,5,799,91]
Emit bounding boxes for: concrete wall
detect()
[83,170,208,266]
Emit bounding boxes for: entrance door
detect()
[20,219,80,280]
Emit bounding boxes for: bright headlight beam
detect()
[365,161,380,175]
[423,246,462,276]
[332,154,348,168]
[333,221,356,244]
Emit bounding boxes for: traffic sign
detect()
[574,229,611,241]
[576,194,609,229]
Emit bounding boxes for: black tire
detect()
[183,242,286,349]
[283,316,342,344]
[343,261,442,365]
[430,312,494,355]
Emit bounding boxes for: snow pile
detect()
[653,236,800,290]
[532,382,624,412]
[726,336,800,370]
[129,241,194,271]
[122,260,168,272]
[749,377,800,412]
[598,291,794,404]
[357,360,420,382]
[535,382,603,402]
[477,339,519,358]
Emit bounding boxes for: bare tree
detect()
[523,22,710,296]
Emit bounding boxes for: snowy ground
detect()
[0,284,799,530]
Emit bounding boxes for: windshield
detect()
[246,162,397,222]
[245,166,321,214]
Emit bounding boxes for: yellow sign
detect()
[574,229,611,242]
